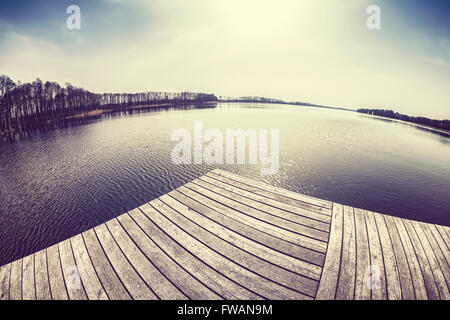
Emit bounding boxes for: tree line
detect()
[218,95,351,110]
[0,75,217,140]
[219,95,285,104]
[357,108,450,132]
[3,75,447,141]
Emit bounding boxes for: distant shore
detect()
[0,101,219,143]
[359,113,450,136]
[2,100,449,144]
[2,72,448,143]
[357,108,450,135]
[63,101,219,120]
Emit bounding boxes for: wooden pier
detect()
[0,169,449,300]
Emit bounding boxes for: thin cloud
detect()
[0,1,448,118]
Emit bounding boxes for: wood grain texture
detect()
[402,219,440,300]
[1,170,448,300]
[204,173,331,226]
[354,208,371,300]
[393,217,427,299]
[373,212,401,300]
[119,211,220,300]
[176,185,325,266]
[22,254,36,300]
[82,229,131,300]
[167,191,322,279]
[46,244,69,300]
[132,206,261,300]
[410,220,449,299]
[418,222,450,290]
[383,215,415,300]
[94,224,156,300]
[365,210,387,300]
[106,218,187,300]
[159,194,316,298]
[336,205,356,300]
[9,259,22,300]
[34,249,51,300]
[316,203,343,300]
[212,169,332,212]
[59,239,88,300]
[0,263,11,300]
[70,234,108,300]
[185,182,327,253]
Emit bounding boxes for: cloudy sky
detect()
[0,0,449,118]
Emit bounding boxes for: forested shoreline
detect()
[0,75,218,141]
[2,75,449,142]
[357,108,450,132]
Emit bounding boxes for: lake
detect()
[0,103,449,265]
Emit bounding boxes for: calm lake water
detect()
[0,103,449,265]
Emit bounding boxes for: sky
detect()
[0,0,449,118]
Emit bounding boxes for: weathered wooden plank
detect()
[190,179,330,249]
[118,212,220,300]
[336,205,356,300]
[199,176,330,233]
[59,239,88,300]
[443,226,450,244]
[212,169,332,212]
[82,229,131,300]
[131,207,261,300]
[419,222,450,290]
[392,217,427,299]
[9,259,22,300]
[185,182,328,253]
[194,178,329,241]
[1,169,448,301]
[46,244,69,300]
[70,234,108,300]
[435,225,450,251]
[411,221,449,299]
[168,190,322,279]
[383,215,415,299]
[373,212,401,300]
[176,185,325,266]
[147,199,306,300]
[365,211,387,300]
[316,203,344,300]
[354,208,371,300]
[0,263,11,300]
[159,194,317,297]
[22,254,36,300]
[34,249,51,300]
[204,173,331,225]
[106,218,187,300]
[402,219,440,300]
[94,223,156,300]
[427,224,450,266]
[443,226,450,241]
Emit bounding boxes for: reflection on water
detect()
[0,103,449,265]
[2,103,218,143]
[360,114,450,142]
